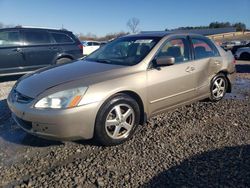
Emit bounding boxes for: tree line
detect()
[1,20,248,42]
[77,31,129,42]
[166,21,247,32]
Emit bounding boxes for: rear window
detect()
[92,42,100,46]
[191,38,219,59]
[23,30,52,45]
[0,31,21,47]
[51,32,74,43]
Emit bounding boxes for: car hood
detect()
[15,60,126,98]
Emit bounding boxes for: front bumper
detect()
[7,96,101,141]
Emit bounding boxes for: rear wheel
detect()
[56,57,72,64]
[240,52,250,60]
[209,74,228,102]
[94,94,140,146]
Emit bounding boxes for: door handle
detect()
[49,47,58,50]
[185,66,195,73]
[12,48,22,52]
[11,48,25,60]
[214,61,221,66]
[190,66,195,71]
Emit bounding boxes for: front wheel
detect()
[209,74,228,102]
[94,94,140,146]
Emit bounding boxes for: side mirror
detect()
[155,56,175,66]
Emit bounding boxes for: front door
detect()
[147,37,196,115]
[0,30,26,75]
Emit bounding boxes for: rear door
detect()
[50,31,79,58]
[0,29,26,75]
[190,37,222,97]
[147,36,196,115]
[21,29,57,68]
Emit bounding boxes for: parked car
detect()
[81,41,100,56]
[221,40,241,51]
[231,41,250,55]
[0,27,83,76]
[235,47,250,60]
[241,40,250,45]
[8,32,235,146]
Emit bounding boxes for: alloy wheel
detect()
[212,77,226,99]
[105,104,135,139]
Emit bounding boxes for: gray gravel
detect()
[0,62,250,187]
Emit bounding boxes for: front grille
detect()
[12,90,33,104]
[14,116,32,130]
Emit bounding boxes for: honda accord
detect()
[8,32,236,146]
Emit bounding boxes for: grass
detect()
[208,32,250,43]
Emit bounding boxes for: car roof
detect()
[124,31,207,39]
[0,27,72,34]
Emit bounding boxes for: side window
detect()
[93,42,100,46]
[0,31,21,47]
[191,38,219,59]
[87,42,92,46]
[157,38,190,63]
[23,31,52,45]
[51,32,74,43]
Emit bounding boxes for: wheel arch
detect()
[240,52,250,59]
[118,90,146,125]
[54,54,74,64]
[216,70,231,93]
[96,90,146,126]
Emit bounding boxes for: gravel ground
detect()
[0,61,250,187]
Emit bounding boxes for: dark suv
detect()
[0,27,83,76]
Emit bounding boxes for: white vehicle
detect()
[235,47,250,60]
[221,40,241,51]
[81,41,100,56]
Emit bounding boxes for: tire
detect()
[209,73,228,102]
[56,58,72,64]
[94,94,140,146]
[240,52,250,61]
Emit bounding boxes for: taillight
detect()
[78,44,83,50]
[78,44,83,54]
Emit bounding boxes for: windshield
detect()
[85,36,160,66]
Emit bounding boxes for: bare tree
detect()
[127,17,140,33]
[78,31,129,42]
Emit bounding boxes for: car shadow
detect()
[0,75,22,82]
[236,64,250,73]
[0,99,62,147]
[73,139,100,146]
[143,145,250,187]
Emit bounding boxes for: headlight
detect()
[34,87,88,109]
